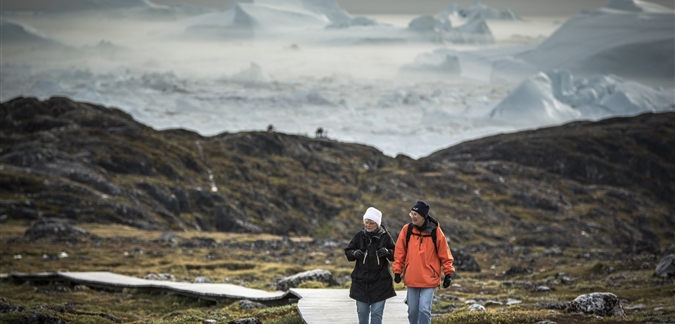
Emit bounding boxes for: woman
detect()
[345,207,397,324]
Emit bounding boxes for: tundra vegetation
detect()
[1,223,673,323]
[1,97,674,323]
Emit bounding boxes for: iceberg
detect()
[458,0,520,20]
[407,13,494,44]
[489,72,582,125]
[490,70,675,125]
[500,0,675,87]
[161,0,365,39]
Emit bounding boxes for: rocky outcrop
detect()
[425,113,675,203]
[23,218,96,243]
[1,97,674,255]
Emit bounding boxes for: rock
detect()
[468,304,486,311]
[544,246,563,256]
[23,218,93,243]
[171,187,192,213]
[145,273,176,281]
[654,254,675,281]
[238,299,267,309]
[535,286,552,292]
[276,269,337,291]
[505,265,532,276]
[566,292,626,318]
[194,276,213,283]
[506,298,521,305]
[214,205,262,233]
[136,182,180,215]
[555,272,572,284]
[157,231,181,243]
[451,248,481,272]
[0,200,39,220]
[227,318,262,324]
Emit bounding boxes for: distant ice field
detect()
[2,1,673,158]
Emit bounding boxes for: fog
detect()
[2,0,673,158]
[1,8,560,80]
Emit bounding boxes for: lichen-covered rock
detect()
[276,269,337,291]
[654,254,675,280]
[566,292,625,318]
[227,318,262,324]
[468,304,486,311]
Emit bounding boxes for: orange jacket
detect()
[392,219,455,288]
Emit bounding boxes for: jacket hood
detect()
[416,216,439,233]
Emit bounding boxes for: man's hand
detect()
[442,274,452,288]
[394,274,401,284]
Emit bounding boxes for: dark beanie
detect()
[411,200,430,218]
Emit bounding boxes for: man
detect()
[393,200,455,324]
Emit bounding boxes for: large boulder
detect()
[566,292,626,318]
[654,254,675,281]
[276,269,338,291]
[452,248,481,272]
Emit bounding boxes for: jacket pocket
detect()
[426,264,439,279]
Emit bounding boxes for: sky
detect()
[2,0,674,15]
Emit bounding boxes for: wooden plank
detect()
[291,288,409,324]
[54,272,300,303]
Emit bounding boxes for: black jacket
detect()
[344,226,397,304]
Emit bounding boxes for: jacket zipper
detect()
[363,238,381,265]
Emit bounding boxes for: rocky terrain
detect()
[1,96,675,323]
[1,96,674,253]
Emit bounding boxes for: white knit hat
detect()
[363,207,382,227]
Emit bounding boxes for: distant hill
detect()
[1,97,673,254]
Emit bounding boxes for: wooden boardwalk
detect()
[9,272,410,322]
[291,288,409,324]
[10,271,300,305]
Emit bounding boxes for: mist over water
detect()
[2,1,673,158]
